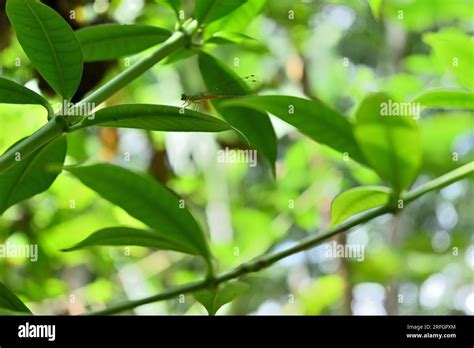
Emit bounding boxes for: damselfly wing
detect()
[181,75,258,109]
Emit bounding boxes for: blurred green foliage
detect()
[0,0,472,316]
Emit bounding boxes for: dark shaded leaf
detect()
[221,95,367,166]
[0,77,52,116]
[161,49,196,65]
[67,164,211,259]
[198,53,277,173]
[63,226,198,255]
[76,24,171,62]
[7,0,83,100]
[156,0,181,18]
[205,32,268,53]
[81,104,232,132]
[0,282,32,314]
[195,0,248,25]
[0,136,67,214]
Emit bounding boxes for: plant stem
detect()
[87,162,473,315]
[402,162,474,202]
[0,117,66,173]
[71,22,197,113]
[0,20,198,174]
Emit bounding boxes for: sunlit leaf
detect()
[368,0,382,19]
[424,29,474,90]
[193,281,249,315]
[330,186,391,226]
[299,275,344,315]
[204,0,266,37]
[384,0,473,31]
[413,89,474,109]
[420,113,474,173]
[354,93,422,194]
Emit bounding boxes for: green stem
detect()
[71,26,194,113]
[87,162,473,316]
[0,20,198,174]
[402,162,474,203]
[0,117,66,173]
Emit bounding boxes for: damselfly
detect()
[181,75,258,109]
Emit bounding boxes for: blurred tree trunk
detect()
[337,234,353,315]
[385,214,401,314]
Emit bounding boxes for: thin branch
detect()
[0,117,67,174]
[0,20,198,174]
[87,162,473,315]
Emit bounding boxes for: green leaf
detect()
[420,113,474,173]
[413,89,474,109]
[81,104,232,132]
[62,227,198,255]
[0,77,53,116]
[330,186,391,226]
[6,0,83,100]
[0,308,33,315]
[0,136,67,214]
[368,0,383,20]
[424,29,474,90]
[156,0,181,18]
[195,0,248,25]
[66,164,210,259]
[204,0,266,38]
[194,282,249,315]
[161,49,196,65]
[205,32,268,53]
[382,0,473,32]
[299,275,344,315]
[221,95,367,166]
[0,282,32,314]
[76,24,171,62]
[198,53,277,173]
[206,32,255,44]
[354,93,422,194]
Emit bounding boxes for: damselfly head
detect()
[180,93,187,101]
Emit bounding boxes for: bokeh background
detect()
[0,0,473,315]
